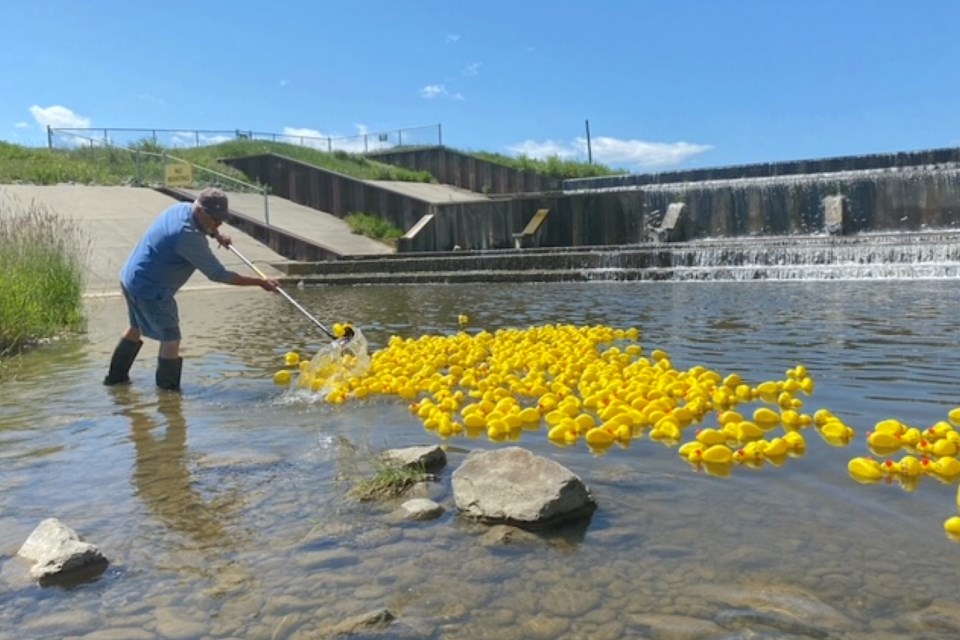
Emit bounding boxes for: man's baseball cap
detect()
[196,187,229,221]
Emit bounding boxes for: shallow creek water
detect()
[2,280,960,639]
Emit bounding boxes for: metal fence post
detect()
[47,125,53,149]
[438,123,443,146]
[263,187,270,225]
[136,150,142,186]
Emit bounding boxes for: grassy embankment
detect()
[468,150,625,179]
[0,139,434,186]
[0,193,87,363]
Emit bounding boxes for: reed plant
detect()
[349,460,429,501]
[0,193,87,359]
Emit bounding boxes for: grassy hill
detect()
[0,139,435,187]
[0,139,618,188]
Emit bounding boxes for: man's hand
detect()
[260,278,280,292]
[213,232,233,248]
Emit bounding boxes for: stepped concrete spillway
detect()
[10,184,960,292]
[278,230,960,285]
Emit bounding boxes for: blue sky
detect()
[2,0,958,172]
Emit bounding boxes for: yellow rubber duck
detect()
[820,420,856,447]
[948,407,960,426]
[763,437,789,458]
[933,439,958,458]
[783,430,806,453]
[678,441,703,463]
[848,457,883,482]
[881,458,901,475]
[867,431,901,450]
[701,444,733,464]
[899,455,923,477]
[695,428,729,446]
[932,456,960,478]
[944,516,960,536]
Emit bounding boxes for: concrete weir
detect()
[279,230,960,285]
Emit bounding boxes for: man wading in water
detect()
[104,188,278,391]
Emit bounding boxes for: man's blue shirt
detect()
[121,203,236,299]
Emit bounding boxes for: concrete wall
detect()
[225,152,643,254]
[399,191,645,252]
[369,146,563,194]
[565,146,960,190]
[642,168,960,239]
[224,153,432,231]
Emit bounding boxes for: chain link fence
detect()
[46,130,272,223]
[47,123,442,153]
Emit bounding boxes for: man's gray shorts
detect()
[121,286,182,342]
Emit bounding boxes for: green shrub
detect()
[0,194,87,359]
[344,212,404,241]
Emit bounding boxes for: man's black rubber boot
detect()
[103,339,142,386]
[156,357,183,392]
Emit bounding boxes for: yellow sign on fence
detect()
[164,163,193,188]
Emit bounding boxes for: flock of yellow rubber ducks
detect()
[272,317,960,539]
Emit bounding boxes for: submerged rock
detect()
[17,518,107,586]
[330,608,396,636]
[381,445,447,473]
[397,498,445,521]
[451,447,596,530]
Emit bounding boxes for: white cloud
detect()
[421,84,448,99]
[420,84,465,101]
[507,136,713,170]
[29,105,91,130]
[14,121,28,129]
[508,139,573,159]
[446,34,460,44]
[462,62,482,77]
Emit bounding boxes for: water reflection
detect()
[112,389,230,550]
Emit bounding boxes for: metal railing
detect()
[48,131,271,224]
[47,123,442,154]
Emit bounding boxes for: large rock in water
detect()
[452,447,596,530]
[18,518,108,585]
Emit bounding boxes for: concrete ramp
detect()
[1,185,291,296]
[368,180,490,203]
[181,190,396,257]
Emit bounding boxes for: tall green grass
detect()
[0,193,87,359]
[468,150,625,179]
